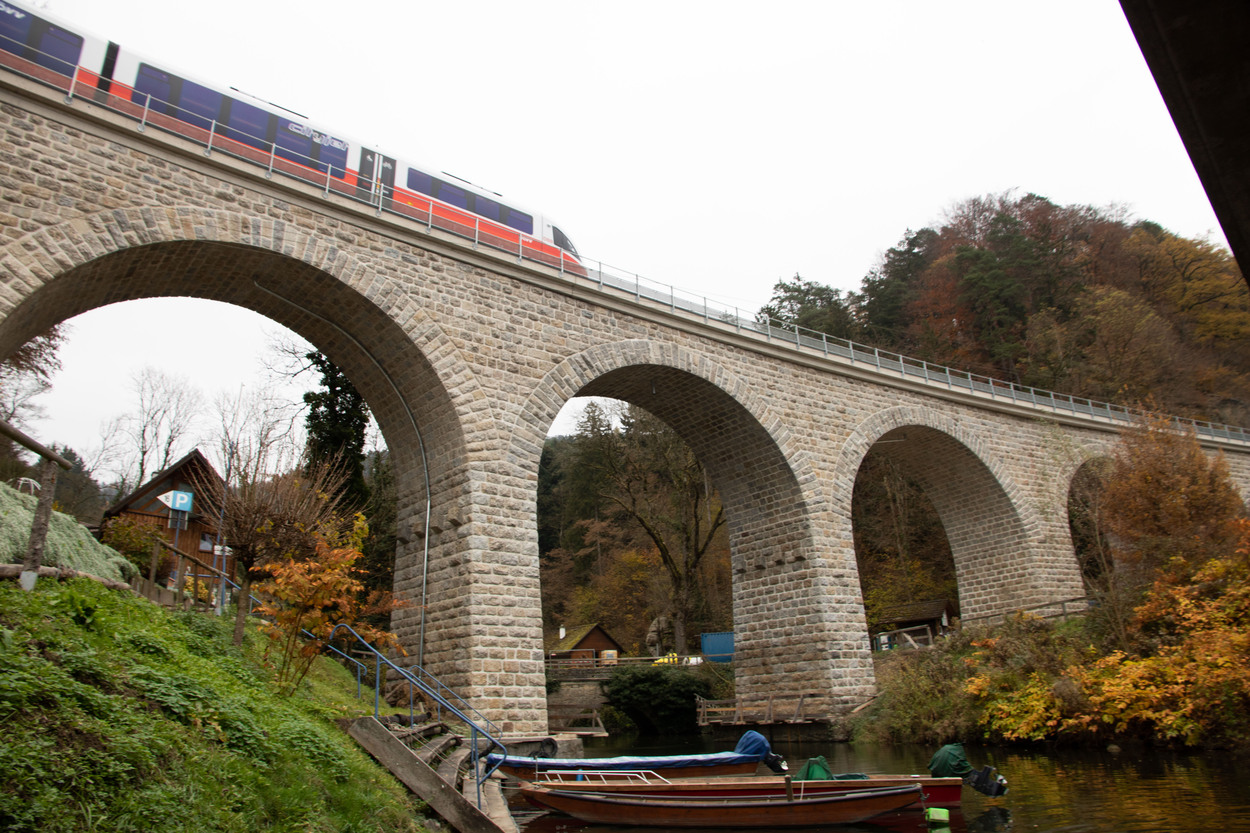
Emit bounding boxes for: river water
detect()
[509,735,1250,832]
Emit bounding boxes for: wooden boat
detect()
[529,771,964,807]
[521,782,923,828]
[487,730,785,781]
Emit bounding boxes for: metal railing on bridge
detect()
[5,42,1248,448]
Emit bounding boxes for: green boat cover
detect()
[928,743,974,778]
[792,756,870,781]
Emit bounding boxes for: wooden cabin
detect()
[546,624,625,666]
[100,449,230,586]
[871,598,957,651]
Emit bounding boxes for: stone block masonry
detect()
[2,75,1247,734]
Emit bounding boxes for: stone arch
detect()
[0,207,502,688]
[508,340,875,711]
[838,405,1073,619]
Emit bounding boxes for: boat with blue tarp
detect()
[487,730,786,781]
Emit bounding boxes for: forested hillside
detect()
[538,191,1250,650]
[766,192,1250,426]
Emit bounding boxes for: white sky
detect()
[21,0,1229,474]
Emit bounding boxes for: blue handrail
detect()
[204,571,508,808]
[327,624,508,807]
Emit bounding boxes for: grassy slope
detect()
[0,481,134,581]
[0,520,430,832]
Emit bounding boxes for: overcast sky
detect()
[21,0,1228,475]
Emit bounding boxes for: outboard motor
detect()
[764,750,789,773]
[967,764,1008,797]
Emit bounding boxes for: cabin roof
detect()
[545,624,624,654]
[102,448,222,520]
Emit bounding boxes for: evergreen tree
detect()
[858,228,938,347]
[358,448,398,627]
[303,351,369,508]
[757,274,858,340]
[50,446,104,525]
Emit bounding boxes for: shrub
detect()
[603,664,712,735]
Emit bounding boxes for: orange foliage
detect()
[1100,413,1244,580]
[255,520,403,694]
[968,521,1250,746]
[1066,520,1250,745]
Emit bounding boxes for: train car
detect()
[0,0,581,273]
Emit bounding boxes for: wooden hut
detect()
[100,449,229,586]
[546,624,626,665]
[870,598,957,650]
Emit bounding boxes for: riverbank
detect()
[848,556,1250,751]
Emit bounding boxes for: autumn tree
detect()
[1026,286,1178,401]
[538,402,732,653]
[582,405,725,654]
[254,514,401,694]
[1081,413,1246,653]
[852,452,956,627]
[195,460,352,645]
[845,191,1250,425]
[1101,414,1244,574]
[565,548,666,654]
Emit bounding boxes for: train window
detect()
[176,78,223,131]
[407,168,435,196]
[33,24,80,76]
[274,117,315,166]
[435,180,469,210]
[272,118,347,175]
[133,64,174,110]
[505,209,534,235]
[0,9,83,77]
[473,196,501,223]
[224,98,271,150]
[319,140,348,178]
[551,226,578,256]
[0,8,33,55]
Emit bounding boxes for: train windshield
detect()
[551,226,578,257]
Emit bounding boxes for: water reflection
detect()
[515,805,1013,833]
[509,737,1250,833]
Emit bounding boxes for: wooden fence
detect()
[959,596,1093,627]
[695,693,820,727]
[545,654,705,681]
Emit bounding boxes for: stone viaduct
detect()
[3,70,1249,734]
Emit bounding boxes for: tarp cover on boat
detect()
[487,730,775,773]
[732,730,771,757]
[793,756,871,781]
